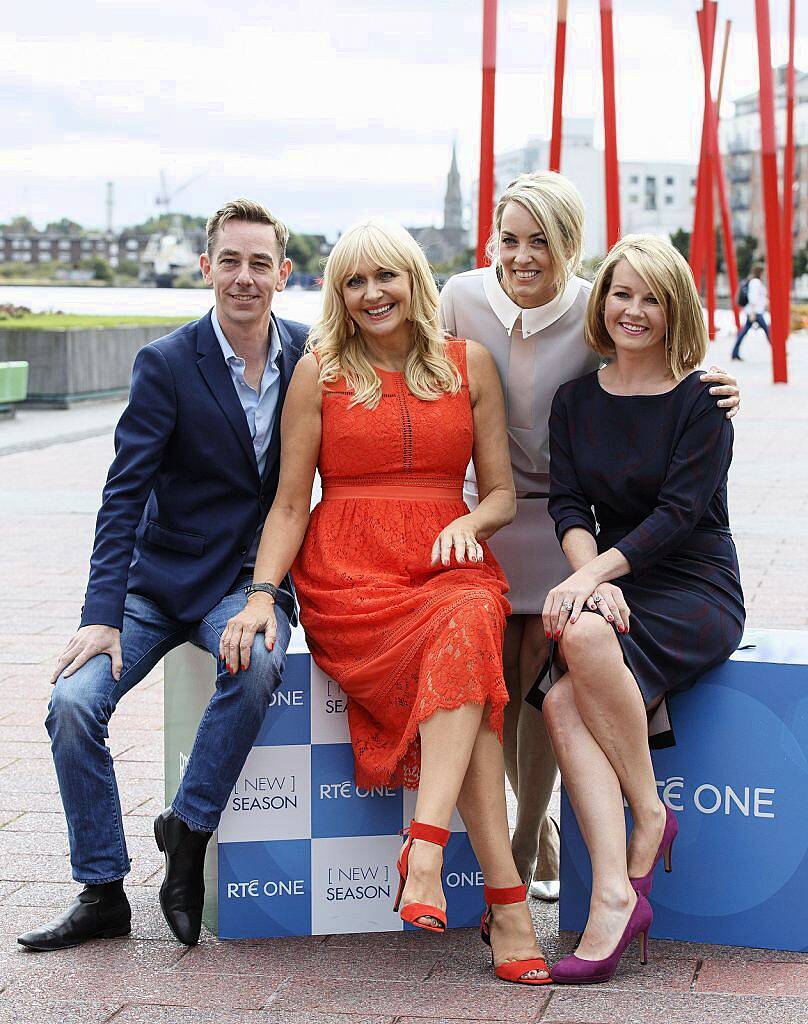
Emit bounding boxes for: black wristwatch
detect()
[244,582,280,602]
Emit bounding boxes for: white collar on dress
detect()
[482,263,582,339]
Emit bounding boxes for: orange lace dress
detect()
[293,338,511,789]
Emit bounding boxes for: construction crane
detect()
[155,169,205,216]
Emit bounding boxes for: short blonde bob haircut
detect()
[585,234,708,379]
[308,219,461,409]
[486,171,585,296]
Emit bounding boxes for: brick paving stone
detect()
[12,938,184,972]
[3,967,285,1010]
[0,765,59,794]
[266,975,550,1020]
[107,1008,394,1024]
[542,989,808,1023]
[1,811,69,833]
[0,996,120,1024]
[172,936,327,976]
[0,902,79,936]
[652,938,808,964]
[0,831,70,856]
[3,882,86,907]
[0,853,72,883]
[0,880,22,901]
[696,960,808,997]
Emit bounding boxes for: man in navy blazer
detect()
[19,200,307,951]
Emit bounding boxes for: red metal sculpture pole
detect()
[600,0,621,249]
[476,0,498,268]
[714,19,741,330]
[782,0,796,328]
[690,131,708,289]
[549,0,568,172]
[754,0,787,383]
[704,2,716,342]
[695,3,718,340]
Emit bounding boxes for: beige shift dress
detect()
[439,264,599,615]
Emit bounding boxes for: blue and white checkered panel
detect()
[216,629,485,938]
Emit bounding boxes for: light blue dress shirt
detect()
[211,307,282,564]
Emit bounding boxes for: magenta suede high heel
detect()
[550,892,653,985]
[629,804,678,898]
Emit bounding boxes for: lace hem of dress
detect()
[351,592,509,790]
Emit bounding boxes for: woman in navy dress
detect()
[532,235,745,985]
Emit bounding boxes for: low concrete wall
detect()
[0,325,177,406]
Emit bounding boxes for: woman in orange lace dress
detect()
[221,220,550,985]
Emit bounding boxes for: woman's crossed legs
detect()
[542,614,667,958]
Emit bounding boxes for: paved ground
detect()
[0,324,806,1024]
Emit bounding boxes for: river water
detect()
[0,284,322,323]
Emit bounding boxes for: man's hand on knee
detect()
[51,625,122,684]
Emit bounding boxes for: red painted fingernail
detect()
[269,642,275,650]
[241,663,247,671]
[618,624,625,632]
[555,629,561,638]
[545,631,552,639]
[570,616,577,623]
[608,615,614,622]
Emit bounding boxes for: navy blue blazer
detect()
[81,310,307,630]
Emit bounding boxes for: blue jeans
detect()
[732,313,770,358]
[46,578,291,884]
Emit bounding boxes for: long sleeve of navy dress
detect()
[541,370,745,747]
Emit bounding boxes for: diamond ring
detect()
[561,600,573,611]
[593,594,603,604]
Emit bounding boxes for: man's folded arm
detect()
[80,345,177,630]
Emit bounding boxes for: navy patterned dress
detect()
[531,369,745,747]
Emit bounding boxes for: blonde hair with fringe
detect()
[486,171,584,296]
[308,219,461,409]
[585,234,708,379]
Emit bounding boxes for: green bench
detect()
[0,361,29,419]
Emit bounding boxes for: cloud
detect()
[2,0,805,234]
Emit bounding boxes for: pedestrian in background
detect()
[732,262,769,360]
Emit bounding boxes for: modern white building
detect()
[471,118,606,259]
[472,119,697,260]
[720,65,808,255]
[620,161,697,238]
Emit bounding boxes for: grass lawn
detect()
[0,314,191,331]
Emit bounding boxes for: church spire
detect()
[443,142,462,231]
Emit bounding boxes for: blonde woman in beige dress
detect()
[439,171,741,899]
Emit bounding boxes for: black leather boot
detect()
[154,807,212,945]
[17,883,131,951]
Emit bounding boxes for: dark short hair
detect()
[206,199,289,260]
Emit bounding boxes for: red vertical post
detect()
[702,2,717,340]
[715,19,741,330]
[549,0,568,172]
[690,133,709,288]
[754,0,788,383]
[600,0,621,249]
[782,0,796,327]
[476,0,498,268]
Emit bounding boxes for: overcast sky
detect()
[3,0,805,236]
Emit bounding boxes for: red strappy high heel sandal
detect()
[480,884,552,985]
[393,819,450,933]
